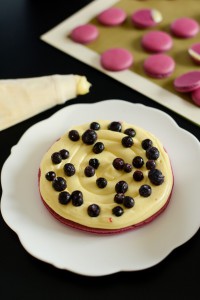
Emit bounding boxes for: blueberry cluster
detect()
[44,121,165,219]
[59,190,84,207]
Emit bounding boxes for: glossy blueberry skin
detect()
[132,156,144,168]
[58,191,71,205]
[89,158,100,169]
[82,129,97,145]
[93,142,105,154]
[90,122,100,130]
[51,152,62,164]
[59,149,70,159]
[122,136,133,147]
[108,121,122,132]
[123,163,132,173]
[133,170,144,181]
[123,196,135,208]
[112,206,124,217]
[114,193,125,204]
[146,160,156,170]
[139,184,152,197]
[64,163,76,176]
[124,128,136,137]
[142,139,153,150]
[113,158,125,170]
[71,190,83,206]
[84,165,95,177]
[52,177,67,192]
[148,169,164,185]
[115,180,128,193]
[96,177,107,188]
[68,130,80,141]
[45,171,56,181]
[146,146,160,160]
[87,204,100,217]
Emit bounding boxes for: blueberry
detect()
[58,191,71,205]
[59,149,69,159]
[108,121,122,132]
[93,142,104,154]
[71,190,83,199]
[51,152,62,164]
[96,177,107,188]
[115,181,128,193]
[123,196,135,208]
[64,163,76,176]
[45,171,56,181]
[112,206,124,217]
[84,165,95,177]
[122,136,133,147]
[146,147,160,160]
[132,156,144,168]
[139,185,152,197]
[114,193,125,204]
[123,163,132,173]
[113,158,124,170]
[124,128,136,137]
[87,204,100,217]
[89,158,100,169]
[82,129,97,145]
[90,122,100,130]
[68,130,80,141]
[133,170,144,181]
[142,139,153,150]
[71,190,83,206]
[148,169,164,185]
[146,160,156,170]
[52,177,67,192]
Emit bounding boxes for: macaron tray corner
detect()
[41,0,200,126]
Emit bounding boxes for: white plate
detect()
[1,100,200,276]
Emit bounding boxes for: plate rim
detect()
[1,99,200,276]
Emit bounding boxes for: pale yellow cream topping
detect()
[151,9,163,23]
[75,75,91,95]
[39,121,173,230]
[188,48,200,62]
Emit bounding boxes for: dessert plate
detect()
[1,100,200,276]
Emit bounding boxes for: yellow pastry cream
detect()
[39,120,173,231]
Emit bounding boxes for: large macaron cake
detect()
[39,120,174,234]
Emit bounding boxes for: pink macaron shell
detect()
[188,43,200,65]
[191,87,200,106]
[170,17,199,38]
[144,54,175,78]
[142,30,173,53]
[70,24,99,44]
[101,48,133,71]
[38,169,173,235]
[97,7,127,26]
[131,8,161,28]
[174,71,200,92]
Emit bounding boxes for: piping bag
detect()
[0,74,91,131]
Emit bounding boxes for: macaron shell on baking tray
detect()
[40,0,200,126]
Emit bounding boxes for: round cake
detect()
[39,120,173,234]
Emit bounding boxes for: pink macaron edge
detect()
[38,168,174,235]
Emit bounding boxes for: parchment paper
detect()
[41,0,200,126]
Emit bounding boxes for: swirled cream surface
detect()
[39,120,173,230]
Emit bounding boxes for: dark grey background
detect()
[0,1,199,299]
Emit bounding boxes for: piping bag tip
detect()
[0,74,91,131]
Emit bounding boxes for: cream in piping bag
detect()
[0,74,91,131]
